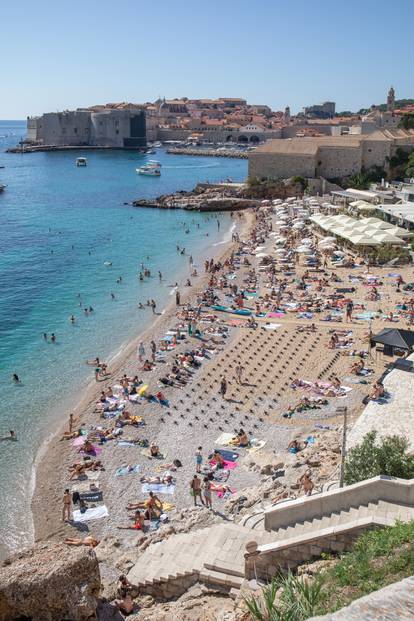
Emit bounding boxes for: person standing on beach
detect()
[138,342,145,362]
[68,413,75,434]
[151,299,156,314]
[150,340,156,362]
[235,364,244,385]
[195,446,203,473]
[203,477,212,509]
[345,300,354,322]
[219,375,228,399]
[176,290,181,306]
[190,475,204,507]
[62,488,72,522]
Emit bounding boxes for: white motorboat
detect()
[76,157,87,166]
[137,164,161,176]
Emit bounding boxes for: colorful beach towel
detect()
[209,459,238,470]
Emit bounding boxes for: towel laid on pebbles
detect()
[141,483,175,495]
[73,505,108,522]
[215,432,235,446]
[115,464,140,476]
[247,440,267,453]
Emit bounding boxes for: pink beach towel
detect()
[209,459,238,471]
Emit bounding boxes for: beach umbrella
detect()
[256,252,269,258]
[301,238,313,244]
[292,223,303,229]
[319,236,336,243]
[333,250,346,256]
[296,246,313,253]
[275,248,286,254]
[254,246,265,252]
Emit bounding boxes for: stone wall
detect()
[245,525,376,581]
[41,111,91,146]
[316,145,362,178]
[249,152,316,179]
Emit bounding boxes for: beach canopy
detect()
[371,328,414,353]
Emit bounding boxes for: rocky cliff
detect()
[0,541,100,621]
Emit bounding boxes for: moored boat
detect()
[76,157,87,167]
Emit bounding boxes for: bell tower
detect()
[387,86,395,112]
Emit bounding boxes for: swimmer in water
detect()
[138,302,144,309]
[111,293,115,300]
[1,430,17,442]
[42,333,47,340]
[12,374,21,384]
[158,271,162,281]
[51,333,56,342]
[70,315,76,323]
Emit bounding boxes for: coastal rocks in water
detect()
[0,541,100,621]
[133,184,258,212]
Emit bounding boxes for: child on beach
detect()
[195,447,203,473]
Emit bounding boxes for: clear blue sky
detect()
[1,0,413,119]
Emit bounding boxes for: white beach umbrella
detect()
[301,238,313,244]
[296,246,313,253]
[319,236,336,243]
[254,246,265,252]
[256,252,269,258]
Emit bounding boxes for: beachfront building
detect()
[248,129,414,181]
[310,214,412,248]
[26,105,147,148]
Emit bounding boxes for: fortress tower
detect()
[387,86,395,112]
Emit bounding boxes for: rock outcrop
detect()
[0,541,100,621]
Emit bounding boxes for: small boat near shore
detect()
[136,160,161,177]
[0,184,6,192]
[76,157,87,167]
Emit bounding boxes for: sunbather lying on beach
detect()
[139,473,174,485]
[64,535,100,548]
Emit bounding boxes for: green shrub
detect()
[344,431,414,485]
[244,572,325,621]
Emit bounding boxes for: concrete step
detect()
[199,568,244,589]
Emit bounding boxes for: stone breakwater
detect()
[166,147,248,158]
[133,184,258,211]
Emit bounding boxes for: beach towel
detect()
[217,449,239,462]
[141,483,175,495]
[115,464,140,476]
[247,440,267,453]
[160,502,175,512]
[72,505,108,523]
[263,323,281,331]
[72,436,87,447]
[141,448,166,460]
[209,459,238,470]
[79,444,102,456]
[79,490,103,502]
[71,481,100,493]
[116,440,138,447]
[215,432,235,446]
[267,312,286,318]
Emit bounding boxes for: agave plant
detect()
[243,572,324,621]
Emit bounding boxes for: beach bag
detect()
[173,459,182,468]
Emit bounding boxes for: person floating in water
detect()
[0,430,17,441]
[12,374,21,384]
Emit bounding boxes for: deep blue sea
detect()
[0,120,247,556]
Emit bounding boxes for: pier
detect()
[166,147,248,159]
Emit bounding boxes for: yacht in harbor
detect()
[76,157,87,167]
[136,160,161,176]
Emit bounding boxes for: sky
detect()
[1,0,413,119]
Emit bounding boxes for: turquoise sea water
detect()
[0,120,247,556]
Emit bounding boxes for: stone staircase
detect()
[127,522,274,597]
[127,477,414,597]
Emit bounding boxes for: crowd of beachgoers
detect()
[28,197,414,616]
